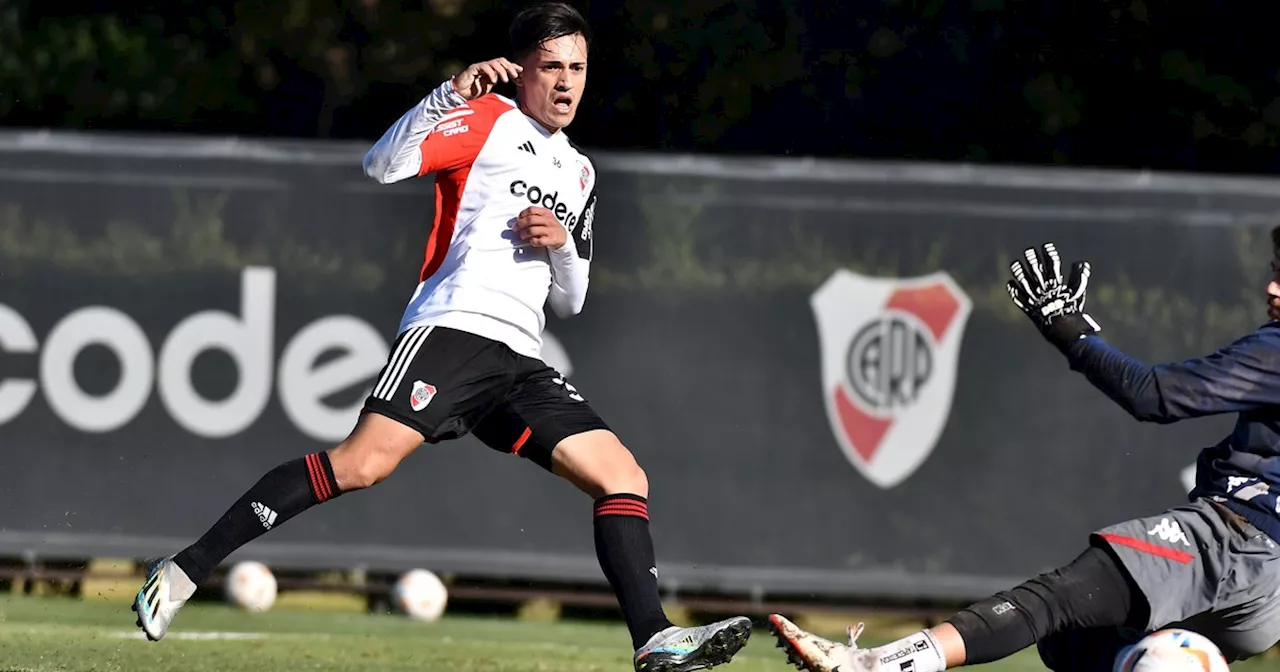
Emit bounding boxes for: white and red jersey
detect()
[362,80,596,359]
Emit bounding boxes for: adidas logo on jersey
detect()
[251,502,278,530]
[1146,518,1191,546]
[517,141,536,155]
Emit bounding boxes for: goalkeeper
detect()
[769,236,1280,671]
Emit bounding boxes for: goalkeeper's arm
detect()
[1065,326,1280,423]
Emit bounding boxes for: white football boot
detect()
[769,613,869,672]
[132,557,197,641]
[633,616,753,671]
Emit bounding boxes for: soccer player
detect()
[131,3,751,670]
[769,236,1280,671]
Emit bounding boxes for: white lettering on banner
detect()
[278,316,389,442]
[0,266,576,442]
[158,267,274,439]
[0,304,38,425]
[42,307,154,433]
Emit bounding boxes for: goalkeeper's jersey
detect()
[361,80,597,360]
[1067,323,1280,543]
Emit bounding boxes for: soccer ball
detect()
[1114,629,1230,672]
[224,561,278,612]
[392,569,448,622]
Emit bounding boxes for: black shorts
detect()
[361,326,609,471]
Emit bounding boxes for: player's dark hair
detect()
[509,2,591,61]
[1272,224,1280,254]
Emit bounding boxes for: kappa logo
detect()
[811,270,972,489]
[1147,518,1191,546]
[409,380,437,412]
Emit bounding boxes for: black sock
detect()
[594,494,673,649]
[946,544,1146,665]
[174,452,342,584]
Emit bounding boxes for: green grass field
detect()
[0,594,1274,671]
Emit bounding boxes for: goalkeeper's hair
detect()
[510,2,592,61]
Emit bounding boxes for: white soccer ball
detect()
[392,569,448,622]
[1114,629,1231,672]
[224,561,278,612]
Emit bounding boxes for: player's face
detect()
[1269,253,1280,322]
[516,33,588,132]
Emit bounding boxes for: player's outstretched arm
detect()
[1066,324,1280,423]
[1007,242,1280,423]
[362,58,522,184]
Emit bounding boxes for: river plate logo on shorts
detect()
[811,269,972,489]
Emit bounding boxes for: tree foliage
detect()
[3,0,1279,174]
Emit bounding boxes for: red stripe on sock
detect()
[594,501,647,512]
[594,500,647,511]
[594,499,649,520]
[316,454,333,502]
[1099,533,1195,564]
[593,499,645,512]
[304,454,322,501]
[306,454,330,503]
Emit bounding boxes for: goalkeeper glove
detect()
[1006,242,1101,354]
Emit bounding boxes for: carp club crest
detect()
[811,269,972,489]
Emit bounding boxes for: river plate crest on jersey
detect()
[811,269,973,489]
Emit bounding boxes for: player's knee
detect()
[328,412,423,491]
[328,440,402,491]
[605,453,648,497]
[583,445,647,496]
[553,431,649,498]
[342,457,396,490]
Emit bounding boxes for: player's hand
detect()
[1006,242,1101,354]
[515,207,568,250]
[451,58,522,100]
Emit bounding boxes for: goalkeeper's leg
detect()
[768,542,1147,672]
[770,498,1279,671]
[133,412,424,641]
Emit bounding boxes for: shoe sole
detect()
[131,593,162,642]
[131,560,164,642]
[768,615,815,671]
[642,617,753,672]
